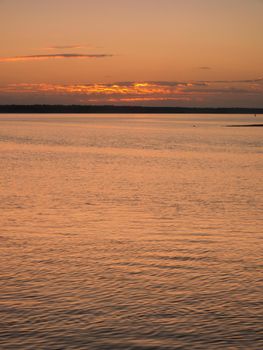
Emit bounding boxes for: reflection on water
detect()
[0,114,262,349]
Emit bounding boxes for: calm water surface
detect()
[0,114,262,349]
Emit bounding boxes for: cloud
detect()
[1,80,261,94]
[1,79,262,106]
[109,97,191,102]
[0,53,113,62]
[105,81,208,88]
[199,77,263,84]
[45,45,98,50]
[147,81,208,87]
[108,79,263,88]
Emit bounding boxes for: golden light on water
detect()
[1,1,263,347]
[1,114,263,348]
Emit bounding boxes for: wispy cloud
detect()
[0,53,113,62]
[198,77,263,84]
[45,45,99,50]
[108,97,191,102]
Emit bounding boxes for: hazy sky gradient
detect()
[1,0,263,106]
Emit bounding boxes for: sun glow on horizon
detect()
[1,79,262,106]
[0,0,263,106]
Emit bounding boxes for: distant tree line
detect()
[0,105,263,114]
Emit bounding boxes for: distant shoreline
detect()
[0,105,263,114]
[226,124,263,127]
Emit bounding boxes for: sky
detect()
[0,0,263,107]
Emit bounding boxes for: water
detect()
[0,114,262,350]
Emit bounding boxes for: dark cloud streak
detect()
[0,53,113,62]
[198,66,211,70]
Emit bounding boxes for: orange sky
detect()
[1,0,263,106]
